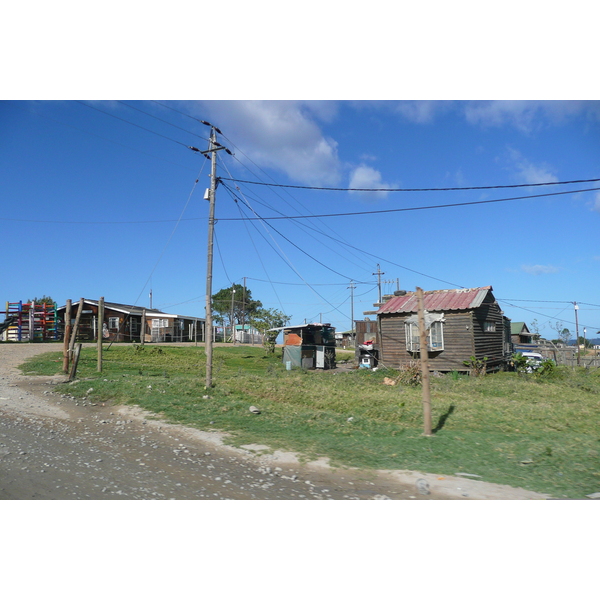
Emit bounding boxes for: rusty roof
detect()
[377,286,494,314]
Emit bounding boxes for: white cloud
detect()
[521,264,560,275]
[464,100,600,132]
[590,190,600,213]
[504,147,558,185]
[393,101,448,124]
[348,165,393,201]
[190,101,341,186]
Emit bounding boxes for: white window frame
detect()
[108,316,119,330]
[405,316,445,352]
[483,321,496,332]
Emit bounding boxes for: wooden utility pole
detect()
[373,264,385,304]
[97,297,104,372]
[416,287,432,436]
[348,280,355,335]
[62,299,72,373]
[201,124,231,386]
[204,126,218,387]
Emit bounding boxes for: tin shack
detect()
[275,323,336,370]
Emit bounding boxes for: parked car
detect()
[520,351,544,372]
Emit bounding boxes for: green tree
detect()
[28,296,56,306]
[211,285,262,327]
[249,308,291,353]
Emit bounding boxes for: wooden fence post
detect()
[69,298,85,356]
[69,343,82,381]
[97,297,104,372]
[62,299,72,374]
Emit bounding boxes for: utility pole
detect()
[373,264,385,304]
[348,280,355,334]
[199,123,230,388]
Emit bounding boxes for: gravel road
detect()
[0,343,550,500]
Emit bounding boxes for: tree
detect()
[560,328,572,346]
[577,336,593,349]
[249,308,291,353]
[28,296,56,306]
[211,285,262,327]
[551,321,571,346]
[530,319,542,341]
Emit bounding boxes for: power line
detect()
[76,101,195,151]
[216,186,600,221]
[117,101,210,143]
[220,176,600,193]
[5,183,597,227]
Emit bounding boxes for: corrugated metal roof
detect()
[377,286,493,314]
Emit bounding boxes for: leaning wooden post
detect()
[69,298,85,356]
[69,343,82,381]
[97,297,104,372]
[416,287,432,436]
[62,299,72,374]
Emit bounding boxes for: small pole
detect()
[141,308,146,346]
[230,287,236,344]
[574,302,580,366]
[97,297,104,372]
[69,298,85,356]
[416,287,432,436]
[69,343,82,381]
[62,299,72,374]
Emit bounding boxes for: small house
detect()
[274,323,336,370]
[56,300,205,343]
[373,286,511,373]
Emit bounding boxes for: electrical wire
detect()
[220,176,600,193]
[216,186,600,221]
[76,101,194,151]
[118,101,210,144]
[220,152,375,271]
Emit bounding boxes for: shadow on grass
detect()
[433,404,455,434]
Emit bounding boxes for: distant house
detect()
[272,323,336,369]
[335,330,355,348]
[56,300,205,343]
[234,324,263,345]
[370,286,511,373]
[511,322,535,345]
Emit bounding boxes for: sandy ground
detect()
[0,343,551,500]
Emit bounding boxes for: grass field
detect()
[21,344,600,498]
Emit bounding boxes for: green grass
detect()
[20,345,600,498]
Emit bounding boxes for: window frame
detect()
[405,318,445,352]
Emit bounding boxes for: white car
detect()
[520,351,544,372]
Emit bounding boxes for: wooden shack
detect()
[375,286,511,373]
[276,323,336,370]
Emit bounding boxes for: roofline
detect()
[56,299,204,321]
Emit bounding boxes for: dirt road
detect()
[0,344,550,500]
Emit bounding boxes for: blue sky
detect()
[1,100,599,340]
